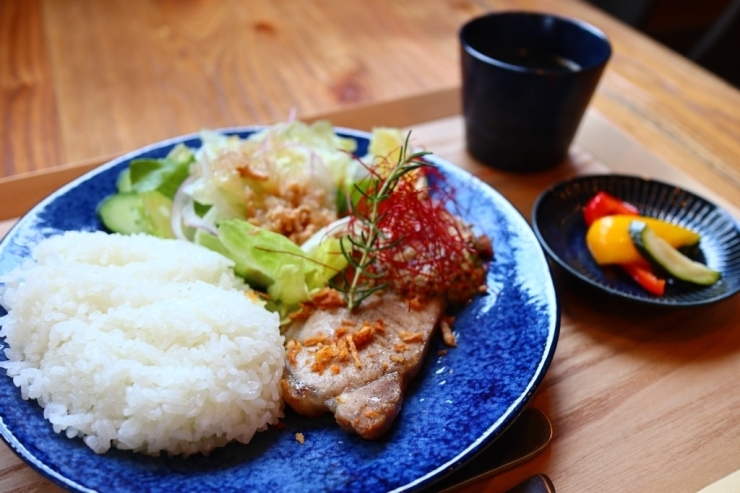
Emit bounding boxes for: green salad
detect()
[97,121,414,318]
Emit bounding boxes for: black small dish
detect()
[532,174,740,307]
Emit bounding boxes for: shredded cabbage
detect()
[99,120,408,316]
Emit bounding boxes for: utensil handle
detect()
[505,473,556,493]
[432,408,553,492]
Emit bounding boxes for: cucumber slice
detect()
[97,193,148,234]
[629,220,721,286]
[139,191,174,238]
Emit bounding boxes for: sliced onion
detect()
[182,200,218,236]
[170,176,196,240]
[300,216,352,254]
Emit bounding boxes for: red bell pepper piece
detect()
[583,191,640,226]
[583,191,663,295]
[620,263,666,296]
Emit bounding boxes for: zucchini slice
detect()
[97,193,148,235]
[629,220,720,286]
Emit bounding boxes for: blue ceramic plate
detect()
[532,174,740,307]
[0,127,559,493]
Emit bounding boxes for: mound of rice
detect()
[0,231,284,456]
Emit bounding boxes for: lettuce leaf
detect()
[303,235,348,291]
[129,144,194,199]
[196,219,347,308]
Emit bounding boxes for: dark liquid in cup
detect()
[491,48,581,72]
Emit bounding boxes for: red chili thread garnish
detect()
[347,162,486,304]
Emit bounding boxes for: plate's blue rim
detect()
[402,150,560,492]
[0,125,560,492]
[531,172,740,307]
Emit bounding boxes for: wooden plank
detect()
[406,116,740,493]
[2,86,739,221]
[0,0,62,175]
[0,219,15,239]
[3,0,737,190]
[0,88,461,221]
[0,155,112,221]
[37,0,469,168]
[408,111,740,220]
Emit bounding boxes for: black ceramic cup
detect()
[460,11,612,172]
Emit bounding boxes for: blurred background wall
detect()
[588,0,740,88]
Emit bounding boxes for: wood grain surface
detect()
[2,1,740,492]
[2,0,740,210]
[408,114,740,493]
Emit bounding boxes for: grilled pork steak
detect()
[281,292,445,439]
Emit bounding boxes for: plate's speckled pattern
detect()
[532,173,740,307]
[0,127,559,493]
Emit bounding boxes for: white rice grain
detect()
[0,231,284,456]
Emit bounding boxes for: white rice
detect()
[0,231,284,456]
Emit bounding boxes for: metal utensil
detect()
[429,408,553,492]
[505,473,556,493]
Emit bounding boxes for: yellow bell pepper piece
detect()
[586,215,700,265]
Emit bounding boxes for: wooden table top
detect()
[1,1,740,492]
[2,0,740,204]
